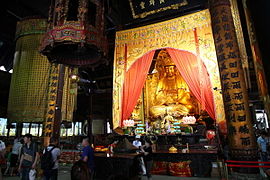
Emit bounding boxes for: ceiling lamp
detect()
[40,0,108,66]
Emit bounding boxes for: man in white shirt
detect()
[0,140,5,152]
[132,135,146,175]
[132,135,142,148]
[43,137,61,180]
[10,139,23,176]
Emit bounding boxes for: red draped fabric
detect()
[121,48,216,126]
[121,51,155,126]
[167,48,216,120]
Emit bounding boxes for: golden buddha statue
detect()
[149,49,195,118]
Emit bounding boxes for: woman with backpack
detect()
[41,137,61,180]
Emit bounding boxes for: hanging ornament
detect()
[40,0,108,66]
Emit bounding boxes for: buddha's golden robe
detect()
[149,50,195,118]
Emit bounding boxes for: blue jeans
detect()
[21,167,31,180]
[260,152,268,170]
[261,152,268,162]
[43,169,58,180]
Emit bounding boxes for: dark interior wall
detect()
[0,71,11,117]
[248,0,270,89]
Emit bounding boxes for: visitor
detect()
[9,138,23,176]
[4,149,12,176]
[18,134,39,180]
[71,160,90,180]
[81,138,94,179]
[0,138,6,180]
[257,131,268,163]
[14,136,21,144]
[140,139,153,180]
[108,138,119,153]
[132,135,146,175]
[42,137,61,180]
[132,135,142,149]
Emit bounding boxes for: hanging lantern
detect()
[40,0,108,66]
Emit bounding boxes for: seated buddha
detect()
[150,49,195,118]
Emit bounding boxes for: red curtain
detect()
[167,48,216,120]
[121,51,155,126]
[121,48,216,126]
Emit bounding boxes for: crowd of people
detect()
[0,134,95,180]
[1,130,270,179]
[0,134,153,180]
[0,134,42,180]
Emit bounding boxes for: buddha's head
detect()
[165,65,176,77]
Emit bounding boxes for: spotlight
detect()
[71,74,79,81]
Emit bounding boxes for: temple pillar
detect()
[209,0,257,163]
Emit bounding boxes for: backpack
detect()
[41,146,55,170]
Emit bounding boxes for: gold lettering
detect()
[140,1,146,9]
[149,0,155,6]
[159,0,165,4]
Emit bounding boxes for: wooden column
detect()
[88,94,93,143]
[7,124,10,138]
[209,0,257,161]
[16,123,23,137]
[28,122,32,134]
[37,123,41,137]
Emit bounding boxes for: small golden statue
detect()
[169,145,178,153]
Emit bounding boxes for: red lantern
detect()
[40,0,108,66]
[206,130,216,141]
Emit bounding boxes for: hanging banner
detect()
[43,64,59,138]
[7,18,50,123]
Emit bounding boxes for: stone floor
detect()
[3,164,220,180]
[3,164,269,180]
